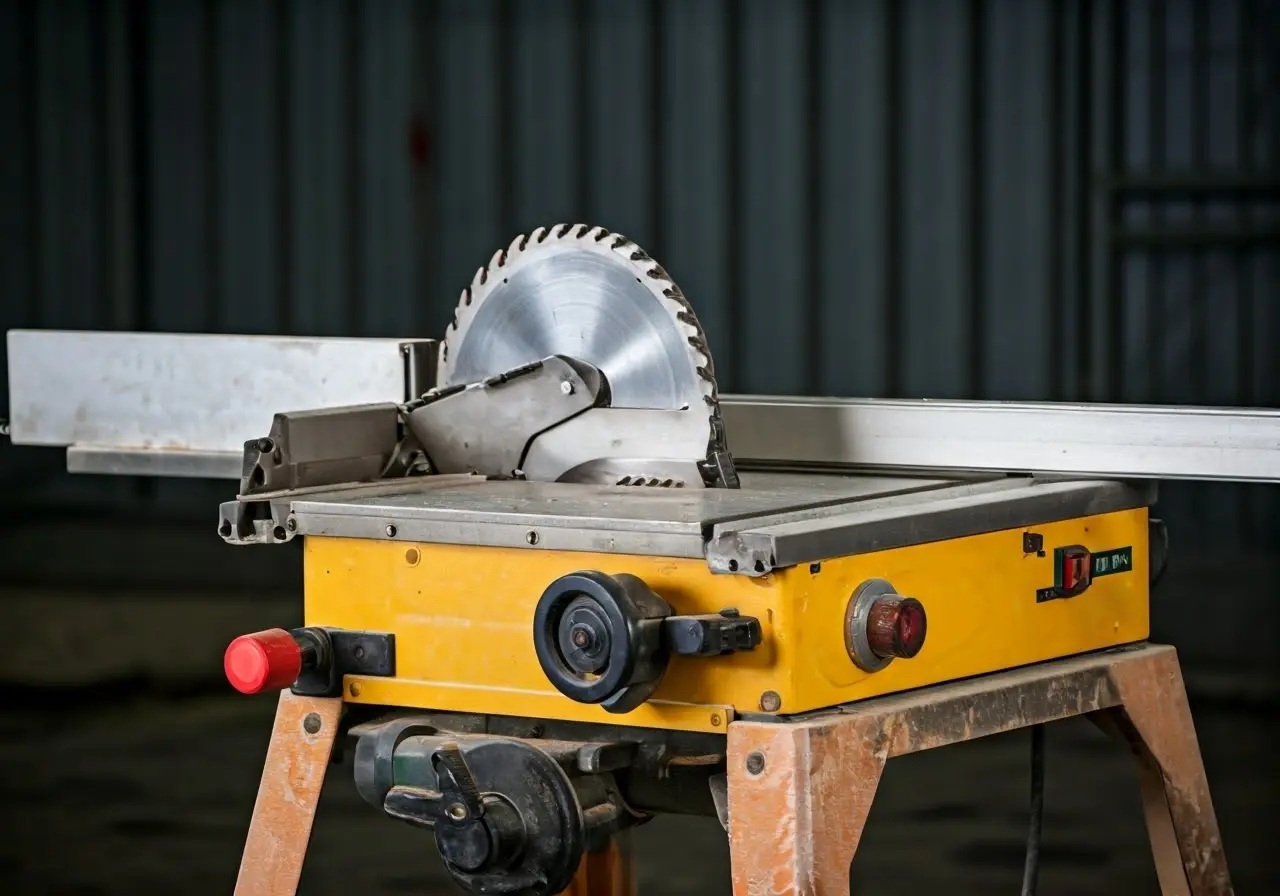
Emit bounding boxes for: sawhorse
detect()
[231,643,1230,895]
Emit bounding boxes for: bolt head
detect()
[759,691,782,713]
[560,380,575,395]
[745,751,766,775]
[302,712,322,735]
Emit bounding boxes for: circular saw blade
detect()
[438,224,718,413]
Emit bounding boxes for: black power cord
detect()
[1021,724,1046,895]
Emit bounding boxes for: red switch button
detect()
[1059,546,1092,593]
[224,629,303,694]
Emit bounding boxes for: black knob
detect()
[533,570,673,713]
[383,744,524,877]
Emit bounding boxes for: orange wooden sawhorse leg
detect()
[564,833,636,896]
[725,643,1232,896]
[231,690,635,895]
[233,690,342,896]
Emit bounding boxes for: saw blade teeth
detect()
[607,232,716,410]
[439,222,726,433]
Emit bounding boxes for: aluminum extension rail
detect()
[5,329,1279,484]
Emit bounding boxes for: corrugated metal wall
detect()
[1,0,1278,545]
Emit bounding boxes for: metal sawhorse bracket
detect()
[726,643,1231,895]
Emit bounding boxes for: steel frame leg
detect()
[725,643,1232,896]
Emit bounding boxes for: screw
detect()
[353,645,365,660]
[385,524,397,538]
[560,380,575,395]
[745,751,766,775]
[710,713,722,727]
[349,681,362,698]
[525,530,539,545]
[447,802,468,821]
[286,517,297,531]
[303,713,322,735]
[759,691,782,713]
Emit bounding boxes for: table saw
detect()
[7,223,1273,895]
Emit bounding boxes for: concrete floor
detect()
[0,687,1274,895]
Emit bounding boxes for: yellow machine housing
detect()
[296,472,1151,734]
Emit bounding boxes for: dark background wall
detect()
[2,0,1278,670]
[0,1,1278,894]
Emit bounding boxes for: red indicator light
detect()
[224,628,303,694]
[866,595,928,660]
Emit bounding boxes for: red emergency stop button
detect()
[224,628,303,694]
[866,595,928,660]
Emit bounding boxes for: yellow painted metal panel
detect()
[304,507,1148,733]
[304,541,766,734]
[786,506,1150,712]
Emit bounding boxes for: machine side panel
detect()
[788,506,1150,709]
[302,506,1148,730]
[301,538,778,734]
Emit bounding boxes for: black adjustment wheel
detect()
[533,570,673,713]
